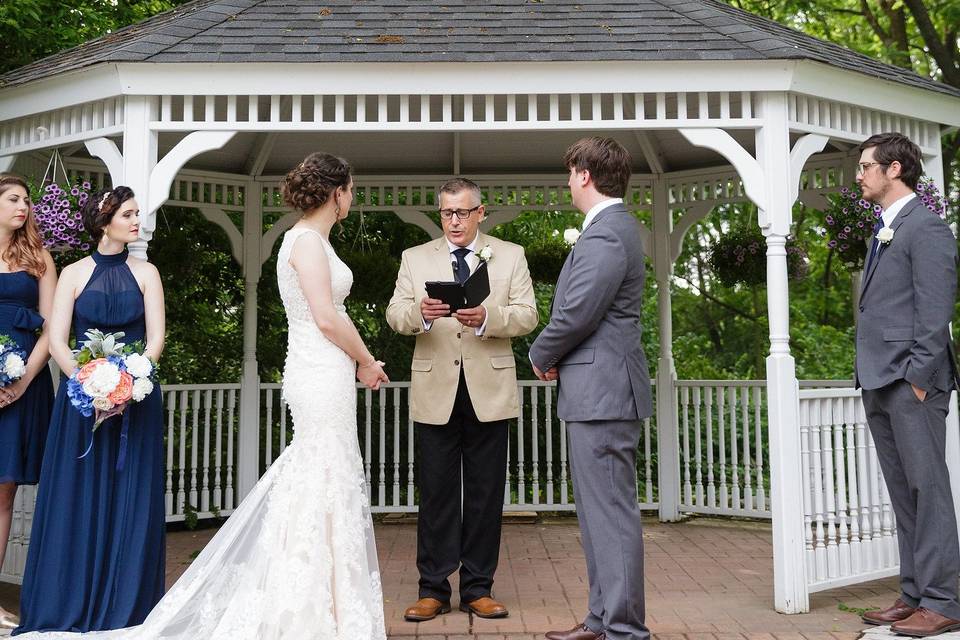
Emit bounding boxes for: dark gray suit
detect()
[530,202,651,640]
[856,195,960,620]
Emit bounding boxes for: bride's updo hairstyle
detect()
[81,185,135,243]
[281,152,351,213]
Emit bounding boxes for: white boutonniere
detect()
[563,228,581,245]
[477,245,493,262]
[876,227,894,244]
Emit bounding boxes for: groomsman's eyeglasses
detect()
[857,161,888,175]
[439,206,482,220]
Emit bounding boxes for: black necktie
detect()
[452,247,471,284]
[866,220,883,272]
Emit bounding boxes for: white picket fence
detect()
[4,378,873,591]
[798,388,900,592]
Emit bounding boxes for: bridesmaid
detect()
[14,186,166,635]
[0,175,55,630]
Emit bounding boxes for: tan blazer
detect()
[386,233,538,425]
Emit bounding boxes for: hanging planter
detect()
[524,234,571,284]
[708,228,808,288]
[30,150,95,253]
[819,176,948,273]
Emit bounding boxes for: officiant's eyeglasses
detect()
[857,161,888,175]
[439,206,482,220]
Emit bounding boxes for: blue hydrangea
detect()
[66,376,94,417]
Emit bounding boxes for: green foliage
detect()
[0,0,193,76]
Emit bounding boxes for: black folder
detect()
[425,260,491,314]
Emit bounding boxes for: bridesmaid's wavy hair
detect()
[281,153,351,212]
[81,186,135,243]
[0,174,47,279]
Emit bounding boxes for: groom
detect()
[530,137,652,640]
[855,132,960,636]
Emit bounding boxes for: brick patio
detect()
[1,516,903,639]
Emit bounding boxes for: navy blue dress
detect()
[14,249,165,635]
[0,271,53,486]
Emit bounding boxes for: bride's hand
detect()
[357,359,389,390]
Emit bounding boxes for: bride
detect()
[16,152,389,639]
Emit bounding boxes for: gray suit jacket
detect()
[855,197,958,392]
[529,203,652,422]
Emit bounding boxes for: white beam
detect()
[243,132,277,177]
[84,138,124,185]
[122,96,158,258]
[634,131,665,174]
[0,156,15,173]
[788,134,829,206]
[197,206,243,266]
[147,130,236,221]
[678,128,768,213]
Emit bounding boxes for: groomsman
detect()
[855,132,960,637]
[386,178,538,622]
[530,137,652,640]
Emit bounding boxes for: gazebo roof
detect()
[2,0,957,99]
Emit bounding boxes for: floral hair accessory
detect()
[97,191,111,212]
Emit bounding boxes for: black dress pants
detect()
[415,371,508,603]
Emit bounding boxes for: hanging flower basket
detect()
[708,228,808,288]
[819,176,948,273]
[29,150,94,253]
[524,235,570,284]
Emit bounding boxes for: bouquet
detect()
[67,330,156,430]
[0,335,27,388]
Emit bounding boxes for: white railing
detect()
[677,379,852,519]
[259,380,659,513]
[798,388,899,593]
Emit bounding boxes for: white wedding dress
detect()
[17,227,386,639]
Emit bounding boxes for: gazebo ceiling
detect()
[1,0,956,100]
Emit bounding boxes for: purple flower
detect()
[838,233,848,240]
[826,215,835,225]
[70,187,80,196]
[840,244,849,251]
[828,240,838,248]
[82,181,91,190]
[840,187,849,194]
[857,222,864,228]
[873,205,882,213]
[844,226,851,233]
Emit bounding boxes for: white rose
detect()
[876,227,895,244]
[82,362,121,398]
[92,396,114,411]
[563,228,581,245]
[124,353,153,379]
[3,354,25,379]
[478,245,493,262]
[131,377,154,402]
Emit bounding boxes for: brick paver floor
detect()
[1,516,906,639]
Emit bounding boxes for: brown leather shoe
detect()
[404,597,451,622]
[544,623,601,640]
[861,598,918,625]
[891,607,960,637]
[459,596,509,618]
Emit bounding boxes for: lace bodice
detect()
[277,227,352,324]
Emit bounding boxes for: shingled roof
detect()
[2,0,957,98]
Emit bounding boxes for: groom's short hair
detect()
[563,137,632,199]
[859,132,922,190]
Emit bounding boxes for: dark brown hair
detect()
[81,185,136,243]
[281,153,352,212]
[438,177,482,205]
[0,174,47,278]
[563,137,632,198]
[859,132,923,190]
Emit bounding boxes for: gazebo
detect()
[2,0,959,616]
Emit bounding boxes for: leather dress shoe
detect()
[459,596,509,618]
[544,622,601,640]
[891,607,960,637]
[0,606,19,630]
[404,597,450,622]
[861,598,917,625]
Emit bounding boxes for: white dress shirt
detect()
[881,192,916,228]
[422,235,487,335]
[582,197,623,231]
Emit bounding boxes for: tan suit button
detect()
[457,333,461,339]
[454,359,460,366]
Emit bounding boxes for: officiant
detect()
[386,177,538,622]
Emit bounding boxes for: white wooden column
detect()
[652,176,680,522]
[680,96,827,613]
[237,179,262,500]
[121,96,158,260]
[757,93,809,614]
